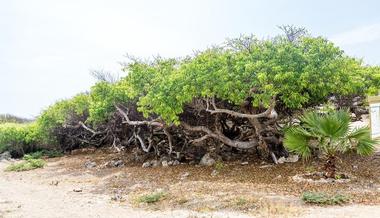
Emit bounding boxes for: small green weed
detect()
[215,160,224,171]
[301,192,349,205]
[235,197,248,206]
[138,191,166,204]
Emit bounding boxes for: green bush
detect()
[0,123,39,157]
[5,159,45,172]
[301,192,349,205]
[2,28,380,158]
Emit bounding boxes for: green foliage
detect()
[35,93,90,144]
[23,151,43,160]
[284,110,376,159]
[88,81,130,124]
[301,192,349,205]
[360,66,380,95]
[0,123,38,156]
[215,160,225,171]
[137,191,166,204]
[5,158,45,172]
[120,35,374,123]
[2,29,380,156]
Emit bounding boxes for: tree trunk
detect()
[324,155,337,178]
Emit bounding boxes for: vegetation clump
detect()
[5,158,45,172]
[301,192,350,205]
[284,110,376,178]
[1,26,379,164]
[137,191,166,204]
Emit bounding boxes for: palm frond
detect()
[284,127,312,159]
[347,127,377,156]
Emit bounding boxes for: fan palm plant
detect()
[284,110,377,178]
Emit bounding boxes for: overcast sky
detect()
[1,0,380,118]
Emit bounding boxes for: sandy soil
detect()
[0,150,379,218]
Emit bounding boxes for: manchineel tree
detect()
[284,110,376,178]
[1,26,379,163]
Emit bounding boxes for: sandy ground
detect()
[0,160,254,218]
[0,152,379,218]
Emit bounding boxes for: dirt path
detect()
[0,160,252,218]
[0,155,379,218]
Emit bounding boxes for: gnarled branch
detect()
[182,122,258,149]
[205,97,277,119]
[115,105,163,127]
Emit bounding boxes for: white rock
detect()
[211,169,218,176]
[151,160,160,167]
[142,162,151,168]
[278,155,299,164]
[84,161,96,169]
[199,153,216,166]
[162,160,169,167]
[173,160,180,166]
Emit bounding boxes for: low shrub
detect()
[301,192,349,205]
[0,123,39,157]
[137,191,166,204]
[5,159,45,172]
[23,150,63,160]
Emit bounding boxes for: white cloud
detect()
[331,23,380,46]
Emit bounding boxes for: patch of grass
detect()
[235,197,248,206]
[305,166,316,173]
[301,192,349,205]
[215,160,224,171]
[5,159,45,172]
[42,150,63,158]
[23,151,43,160]
[138,191,166,204]
[23,150,63,160]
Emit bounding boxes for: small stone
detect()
[162,160,169,167]
[142,162,151,168]
[84,161,96,169]
[110,160,124,167]
[181,172,190,180]
[277,157,285,164]
[259,164,273,169]
[167,161,173,166]
[173,160,180,166]
[278,155,299,164]
[151,160,160,167]
[0,151,11,161]
[211,169,218,176]
[50,180,59,186]
[286,155,299,163]
[73,188,83,192]
[199,153,216,166]
[241,161,249,165]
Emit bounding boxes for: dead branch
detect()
[134,128,152,152]
[115,105,163,127]
[163,127,173,155]
[182,122,258,149]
